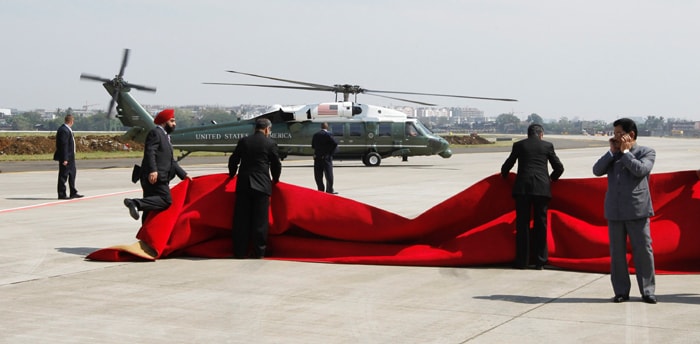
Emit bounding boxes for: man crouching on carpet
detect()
[123,109,189,223]
[228,118,282,259]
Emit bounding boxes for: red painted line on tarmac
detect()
[0,190,141,214]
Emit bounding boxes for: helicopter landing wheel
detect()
[363,152,381,167]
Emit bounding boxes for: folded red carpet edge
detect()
[86,171,700,275]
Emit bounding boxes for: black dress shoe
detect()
[535,264,545,270]
[642,295,657,304]
[327,191,338,194]
[123,198,140,220]
[612,295,630,303]
[70,194,84,199]
[58,195,69,200]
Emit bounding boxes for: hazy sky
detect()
[2,0,700,121]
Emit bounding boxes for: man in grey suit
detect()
[228,118,282,259]
[593,118,657,304]
[502,123,564,270]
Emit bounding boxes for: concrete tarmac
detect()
[1,135,699,343]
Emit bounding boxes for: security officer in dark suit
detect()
[501,123,564,270]
[228,118,282,258]
[311,122,338,194]
[124,109,188,222]
[53,114,83,199]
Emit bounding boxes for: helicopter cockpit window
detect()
[349,123,363,137]
[413,120,433,135]
[405,123,420,137]
[378,123,392,137]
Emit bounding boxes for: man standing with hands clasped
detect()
[311,122,338,194]
[501,123,564,270]
[54,114,83,199]
[593,118,657,304]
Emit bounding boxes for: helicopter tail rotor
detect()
[80,48,157,118]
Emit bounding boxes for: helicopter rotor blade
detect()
[363,92,437,106]
[203,82,331,92]
[226,70,334,91]
[80,73,111,83]
[124,82,157,92]
[118,49,130,78]
[219,70,517,104]
[364,89,518,102]
[107,88,119,118]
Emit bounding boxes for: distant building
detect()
[0,108,11,116]
[450,107,485,125]
[670,120,696,136]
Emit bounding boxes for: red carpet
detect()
[87,171,700,274]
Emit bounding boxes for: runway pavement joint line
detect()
[0,189,141,214]
[464,273,609,342]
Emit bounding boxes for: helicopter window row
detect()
[327,123,365,138]
[325,122,427,138]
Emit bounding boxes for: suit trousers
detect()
[136,179,172,224]
[57,161,78,197]
[232,188,270,258]
[608,218,656,297]
[514,194,550,267]
[313,157,334,193]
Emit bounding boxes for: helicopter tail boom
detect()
[103,82,156,143]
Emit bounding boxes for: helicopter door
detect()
[404,122,421,139]
[372,122,395,153]
[400,122,423,159]
[347,122,366,149]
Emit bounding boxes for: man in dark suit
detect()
[593,118,657,304]
[124,109,188,222]
[53,114,83,199]
[501,123,564,270]
[228,118,282,258]
[311,122,338,194]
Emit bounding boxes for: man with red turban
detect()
[124,109,189,221]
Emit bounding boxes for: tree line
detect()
[0,108,243,132]
[490,113,692,136]
[1,107,692,137]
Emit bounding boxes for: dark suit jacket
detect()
[53,124,75,162]
[311,129,338,157]
[141,126,186,183]
[501,136,564,198]
[228,131,282,196]
[592,143,655,220]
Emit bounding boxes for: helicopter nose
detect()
[439,148,452,158]
[429,137,451,158]
[437,138,452,158]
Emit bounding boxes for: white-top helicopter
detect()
[81,49,517,166]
